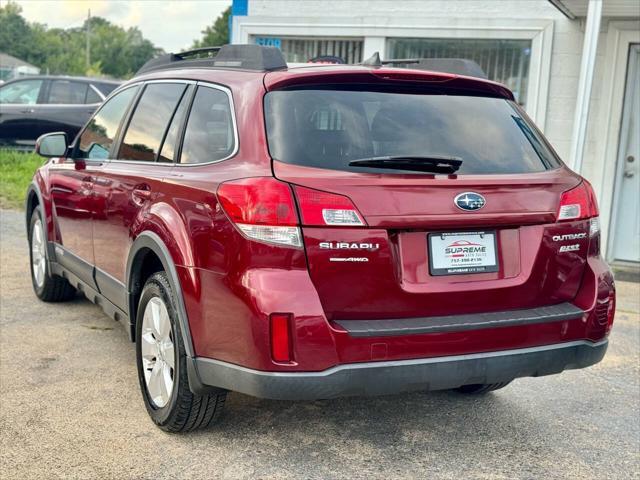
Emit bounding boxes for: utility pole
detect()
[86,9,91,70]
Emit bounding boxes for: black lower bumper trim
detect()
[334,302,584,337]
[192,340,608,400]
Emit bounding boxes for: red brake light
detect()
[270,313,291,362]
[217,177,298,225]
[557,181,598,221]
[294,186,366,226]
[217,178,301,247]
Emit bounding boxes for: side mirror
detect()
[35,132,68,158]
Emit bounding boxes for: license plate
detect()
[428,231,498,276]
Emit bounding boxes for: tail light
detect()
[294,186,366,226]
[270,313,292,362]
[558,180,601,254]
[217,178,366,247]
[557,181,598,221]
[217,177,302,248]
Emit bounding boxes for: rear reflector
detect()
[217,177,302,247]
[557,181,598,222]
[270,313,292,362]
[294,186,365,226]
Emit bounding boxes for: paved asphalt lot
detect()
[1,208,639,479]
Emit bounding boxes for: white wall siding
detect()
[237,1,640,256]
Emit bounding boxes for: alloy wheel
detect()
[140,297,175,408]
[31,218,46,288]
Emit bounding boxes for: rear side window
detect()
[48,80,88,104]
[77,85,139,159]
[119,83,187,162]
[85,87,102,104]
[95,82,119,96]
[264,89,560,175]
[179,86,235,164]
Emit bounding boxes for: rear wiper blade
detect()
[348,156,462,174]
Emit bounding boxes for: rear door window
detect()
[179,86,235,164]
[48,80,88,104]
[264,89,560,175]
[158,85,193,163]
[118,83,187,162]
[77,85,139,159]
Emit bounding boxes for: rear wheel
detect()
[29,208,75,302]
[136,272,226,432]
[455,381,512,394]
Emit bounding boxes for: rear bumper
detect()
[191,339,607,400]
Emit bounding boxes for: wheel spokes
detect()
[141,295,175,408]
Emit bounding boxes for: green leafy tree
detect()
[0,1,162,78]
[0,2,36,62]
[191,7,230,49]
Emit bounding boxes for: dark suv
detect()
[0,75,120,148]
[27,45,615,432]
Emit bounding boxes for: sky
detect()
[12,0,232,52]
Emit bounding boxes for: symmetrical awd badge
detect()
[454,192,486,211]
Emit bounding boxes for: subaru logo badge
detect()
[454,192,486,211]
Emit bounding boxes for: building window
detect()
[253,36,364,64]
[387,38,532,107]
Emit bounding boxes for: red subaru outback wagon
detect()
[27,45,615,432]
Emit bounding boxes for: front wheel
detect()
[135,272,226,432]
[28,208,75,302]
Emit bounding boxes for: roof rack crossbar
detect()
[174,46,222,59]
[135,44,288,76]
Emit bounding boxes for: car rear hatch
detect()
[263,68,592,322]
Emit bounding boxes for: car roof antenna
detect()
[362,51,382,68]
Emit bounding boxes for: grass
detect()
[0,149,44,209]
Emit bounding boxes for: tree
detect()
[0,2,36,62]
[0,1,162,78]
[191,7,230,49]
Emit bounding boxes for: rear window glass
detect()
[264,89,560,175]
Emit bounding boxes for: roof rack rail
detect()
[361,52,487,79]
[135,44,288,76]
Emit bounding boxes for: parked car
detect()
[0,75,120,148]
[26,45,615,432]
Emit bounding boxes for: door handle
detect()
[132,185,152,205]
[20,108,35,114]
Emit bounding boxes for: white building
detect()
[230,0,640,270]
[0,52,40,83]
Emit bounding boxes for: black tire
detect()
[28,208,76,302]
[135,272,226,432]
[455,381,513,394]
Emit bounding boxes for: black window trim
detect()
[71,78,239,167]
[156,83,194,163]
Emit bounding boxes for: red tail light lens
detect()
[217,177,302,247]
[270,313,292,362]
[557,181,598,222]
[294,186,366,226]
